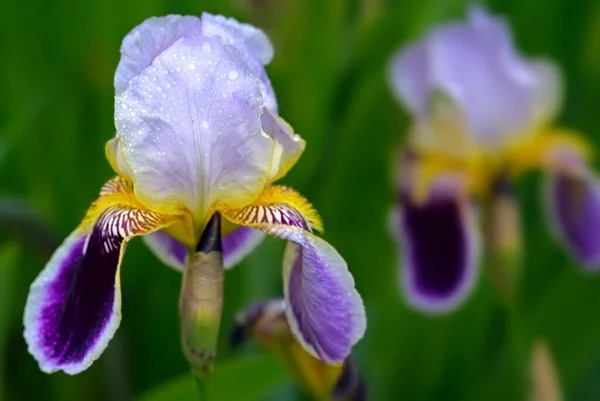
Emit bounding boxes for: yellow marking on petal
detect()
[218,186,323,232]
[506,128,592,175]
[78,176,193,244]
[411,150,493,203]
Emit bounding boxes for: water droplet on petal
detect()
[189,63,196,70]
[201,120,209,129]
[228,70,239,80]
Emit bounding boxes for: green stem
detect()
[194,373,209,401]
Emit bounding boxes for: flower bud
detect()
[179,213,224,376]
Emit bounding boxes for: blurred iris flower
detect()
[230,299,366,401]
[24,13,365,374]
[388,5,599,313]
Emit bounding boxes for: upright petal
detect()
[545,169,600,268]
[200,13,274,66]
[389,5,560,146]
[24,177,179,374]
[261,108,306,181]
[393,178,481,313]
[221,186,365,363]
[114,15,203,94]
[115,33,275,220]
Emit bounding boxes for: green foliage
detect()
[3,0,600,399]
[138,354,291,401]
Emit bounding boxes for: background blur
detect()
[2,0,600,400]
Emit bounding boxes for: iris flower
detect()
[388,5,599,313]
[24,13,366,374]
[230,299,366,400]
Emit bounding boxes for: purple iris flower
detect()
[23,13,365,374]
[388,5,599,313]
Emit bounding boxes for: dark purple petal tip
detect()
[23,227,122,374]
[546,172,600,269]
[395,192,481,313]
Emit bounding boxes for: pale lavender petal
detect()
[546,171,600,268]
[200,13,274,66]
[200,13,277,111]
[114,15,202,94]
[394,187,480,313]
[23,226,122,374]
[529,60,563,126]
[223,226,265,269]
[143,230,188,270]
[389,5,558,145]
[115,33,274,219]
[261,108,305,181]
[280,230,366,364]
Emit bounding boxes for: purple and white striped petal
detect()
[281,233,366,364]
[546,170,600,269]
[24,202,175,374]
[144,226,265,270]
[394,186,481,313]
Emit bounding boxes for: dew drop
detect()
[188,63,196,70]
[228,70,239,80]
[201,120,209,129]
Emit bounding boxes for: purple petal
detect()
[24,201,174,374]
[223,226,265,269]
[281,231,366,364]
[395,190,480,313]
[546,171,600,268]
[23,225,122,374]
[144,226,265,270]
[143,230,188,270]
[388,5,560,144]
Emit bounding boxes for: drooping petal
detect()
[221,186,365,363]
[389,5,560,146]
[394,182,481,313]
[545,170,600,268]
[222,226,265,269]
[143,230,188,270]
[24,177,179,374]
[261,108,306,181]
[115,33,275,220]
[143,226,265,270]
[282,235,366,364]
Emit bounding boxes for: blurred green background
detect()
[3,0,600,400]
